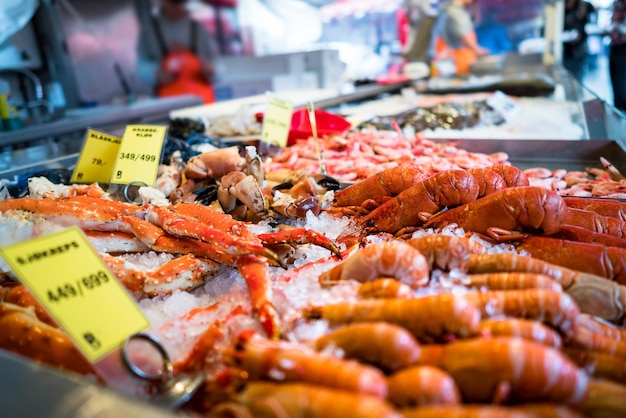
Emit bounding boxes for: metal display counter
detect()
[0,64,625,417]
[0,351,177,418]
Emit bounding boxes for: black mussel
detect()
[186,133,224,149]
[312,174,341,191]
[168,117,205,140]
[272,180,295,191]
[273,174,342,192]
[162,135,197,165]
[193,184,219,206]
[7,168,74,198]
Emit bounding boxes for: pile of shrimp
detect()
[524,159,626,199]
[143,225,626,418]
[265,129,509,182]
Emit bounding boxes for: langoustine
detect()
[224,330,389,398]
[387,365,461,407]
[0,302,95,376]
[213,382,400,418]
[304,294,482,342]
[466,253,626,322]
[318,241,430,288]
[477,317,563,348]
[462,289,580,338]
[312,322,421,372]
[414,337,589,405]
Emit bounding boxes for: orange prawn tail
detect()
[464,289,580,338]
[406,235,471,272]
[227,331,389,398]
[319,241,430,288]
[357,278,414,299]
[465,272,563,292]
[467,253,579,289]
[304,294,482,342]
[387,365,462,407]
[314,322,421,372]
[236,382,400,418]
[416,337,589,405]
[478,317,563,348]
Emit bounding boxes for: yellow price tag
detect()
[70,129,121,184]
[260,96,293,148]
[110,125,166,186]
[0,226,150,363]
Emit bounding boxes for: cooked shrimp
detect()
[313,322,421,372]
[357,279,414,299]
[319,241,430,288]
[387,365,461,407]
[478,318,563,348]
[305,294,481,342]
[416,337,588,405]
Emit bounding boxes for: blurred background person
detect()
[403,0,439,64]
[136,0,218,103]
[562,0,596,82]
[432,0,490,75]
[604,0,626,112]
[475,9,513,55]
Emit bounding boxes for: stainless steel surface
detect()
[0,351,177,418]
[0,95,202,148]
[583,99,609,140]
[430,139,626,173]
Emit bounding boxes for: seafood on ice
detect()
[2,160,626,418]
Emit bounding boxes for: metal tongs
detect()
[120,332,205,410]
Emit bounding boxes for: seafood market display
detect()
[1,123,626,418]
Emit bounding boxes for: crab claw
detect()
[257,227,343,259]
[257,304,281,339]
[139,206,280,264]
[184,146,244,180]
[486,227,529,242]
[219,172,268,218]
[237,255,281,339]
